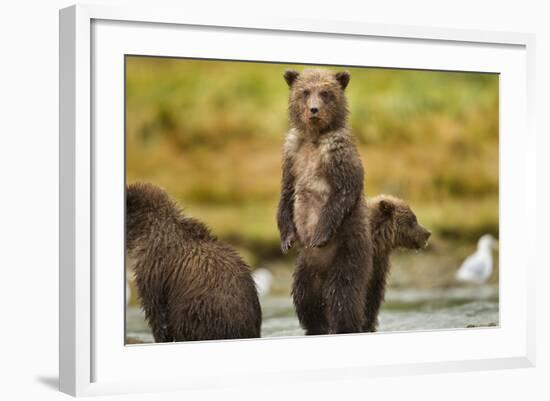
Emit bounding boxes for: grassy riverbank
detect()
[126,56,499,294]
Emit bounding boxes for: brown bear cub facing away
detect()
[277,68,373,335]
[126,182,261,342]
[363,195,431,332]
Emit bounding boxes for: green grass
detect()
[125,56,499,262]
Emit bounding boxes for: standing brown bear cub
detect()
[277,68,373,335]
[363,195,431,332]
[126,182,262,342]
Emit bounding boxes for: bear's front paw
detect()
[281,231,296,254]
[309,230,331,248]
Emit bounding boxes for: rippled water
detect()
[126,285,498,343]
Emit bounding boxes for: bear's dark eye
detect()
[320,90,330,100]
[303,90,310,97]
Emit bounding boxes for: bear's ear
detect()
[284,70,300,87]
[335,71,350,90]
[379,199,395,217]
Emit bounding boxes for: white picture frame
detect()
[59,4,536,397]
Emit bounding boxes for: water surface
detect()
[126,285,498,343]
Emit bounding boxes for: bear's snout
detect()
[420,228,431,248]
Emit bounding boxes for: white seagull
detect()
[456,234,497,284]
[252,268,273,297]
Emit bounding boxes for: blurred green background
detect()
[125,56,499,300]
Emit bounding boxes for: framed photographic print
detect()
[59,4,536,397]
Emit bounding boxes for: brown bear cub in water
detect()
[277,68,373,335]
[126,182,261,342]
[363,195,431,332]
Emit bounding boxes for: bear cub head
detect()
[284,68,350,134]
[368,195,431,252]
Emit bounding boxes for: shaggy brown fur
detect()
[363,195,431,332]
[277,68,373,335]
[126,182,262,342]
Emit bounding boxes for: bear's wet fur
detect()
[363,195,431,332]
[277,68,373,335]
[126,182,262,342]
